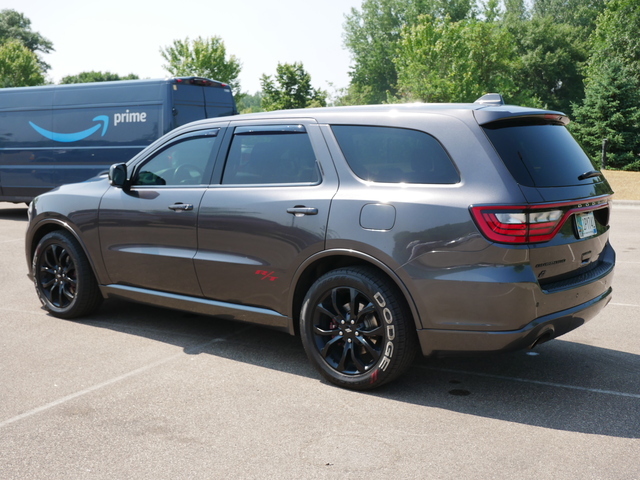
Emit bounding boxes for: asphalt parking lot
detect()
[1,202,638,479]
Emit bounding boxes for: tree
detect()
[60,71,139,84]
[532,0,606,38]
[588,0,640,81]
[342,0,410,104]
[260,62,326,111]
[506,16,588,113]
[160,36,242,94]
[0,40,44,87]
[571,59,640,170]
[236,91,264,114]
[342,0,475,105]
[394,15,537,105]
[569,0,640,171]
[0,9,53,73]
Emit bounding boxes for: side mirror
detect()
[109,163,128,188]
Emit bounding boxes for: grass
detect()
[602,170,640,201]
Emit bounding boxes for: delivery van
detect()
[0,77,236,202]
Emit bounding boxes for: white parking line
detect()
[0,328,252,429]
[420,366,640,399]
[610,302,640,307]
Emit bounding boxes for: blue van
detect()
[0,77,237,203]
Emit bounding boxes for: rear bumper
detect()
[416,287,613,356]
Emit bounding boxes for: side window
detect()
[331,125,459,184]
[222,126,320,185]
[134,131,219,186]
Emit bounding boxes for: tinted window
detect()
[134,133,218,186]
[222,128,320,185]
[331,125,459,184]
[483,122,597,187]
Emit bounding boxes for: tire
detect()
[32,230,102,319]
[300,266,417,390]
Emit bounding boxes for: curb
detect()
[612,199,640,208]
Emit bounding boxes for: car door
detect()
[194,122,339,316]
[98,128,222,296]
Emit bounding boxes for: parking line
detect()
[420,366,640,399]
[610,302,640,307]
[0,328,252,429]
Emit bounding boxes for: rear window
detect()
[482,121,598,187]
[331,125,459,184]
[222,127,320,185]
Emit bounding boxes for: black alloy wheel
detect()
[300,266,417,390]
[313,286,384,375]
[33,231,102,318]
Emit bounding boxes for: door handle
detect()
[287,206,318,216]
[168,203,194,211]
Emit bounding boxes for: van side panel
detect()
[0,82,166,201]
[0,78,236,202]
[0,88,54,199]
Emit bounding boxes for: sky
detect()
[3,0,364,95]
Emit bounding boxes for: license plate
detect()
[575,212,597,239]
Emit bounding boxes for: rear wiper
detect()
[578,170,602,181]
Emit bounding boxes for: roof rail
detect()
[474,93,505,106]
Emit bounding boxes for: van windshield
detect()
[483,121,598,187]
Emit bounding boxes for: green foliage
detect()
[532,0,606,37]
[260,62,326,111]
[570,0,640,171]
[588,0,640,81]
[236,91,264,114]
[506,16,588,113]
[60,71,139,84]
[0,40,44,87]
[160,36,242,94]
[571,59,640,171]
[0,9,53,55]
[0,9,52,82]
[342,0,475,105]
[395,15,539,105]
[342,0,602,109]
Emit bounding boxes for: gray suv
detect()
[26,97,615,389]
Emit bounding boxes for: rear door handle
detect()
[168,203,194,211]
[287,206,318,216]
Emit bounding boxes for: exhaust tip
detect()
[529,331,554,350]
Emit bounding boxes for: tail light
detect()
[470,198,610,244]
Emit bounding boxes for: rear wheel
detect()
[300,266,417,390]
[32,231,102,318]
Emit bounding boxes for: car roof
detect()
[187,102,567,129]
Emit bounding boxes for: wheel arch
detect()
[27,219,103,287]
[288,249,422,336]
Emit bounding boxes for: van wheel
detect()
[32,231,102,319]
[300,266,417,390]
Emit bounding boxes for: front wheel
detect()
[300,266,417,390]
[32,230,102,319]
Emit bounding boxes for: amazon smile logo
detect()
[29,115,109,143]
[29,110,148,143]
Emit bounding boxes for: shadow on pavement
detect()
[70,298,640,439]
[0,206,28,222]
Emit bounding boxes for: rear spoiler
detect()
[472,93,568,126]
[474,109,569,126]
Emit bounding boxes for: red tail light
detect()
[470,198,610,244]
